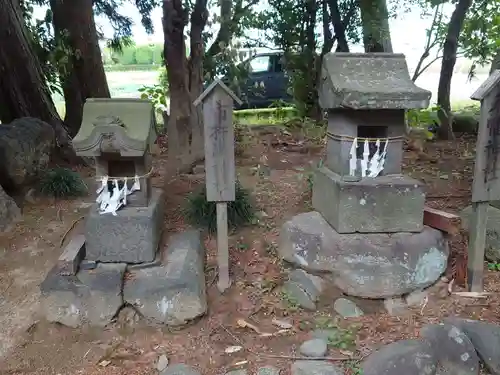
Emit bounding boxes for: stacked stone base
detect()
[279,211,448,299]
[312,167,426,233]
[40,228,207,327]
[85,189,165,263]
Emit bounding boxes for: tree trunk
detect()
[490,48,500,75]
[50,0,111,137]
[328,0,350,52]
[163,0,207,174]
[436,0,471,140]
[359,0,393,52]
[0,0,78,163]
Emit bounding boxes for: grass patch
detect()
[104,64,158,72]
[182,180,256,232]
[39,167,87,198]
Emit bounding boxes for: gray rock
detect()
[362,339,436,375]
[79,260,97,271]
[384,298,408,316]
[420,323,479,375]
[40,263,126,327]
[0,184,20,232]
[0,117,54,191]
[85,188,165,263]
[333,298,364,318]
[156,354,169,372]
[160,364,201,375]
[257,365,280,375]
[462,205,500,261]
[279,212,448,298]
[289,269,324,297]
[123,230,207,325]
[405,290,428,307]
[444,317,500,375]
[291,360,342,375]
[282,281,316,310]
[299,338,328,357]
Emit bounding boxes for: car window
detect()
[249,55,271,73]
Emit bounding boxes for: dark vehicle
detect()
[223,51,293,110]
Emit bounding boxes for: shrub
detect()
[183,181,255,232]
[39,167,87,198]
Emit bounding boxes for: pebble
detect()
[299,338,328,357]
[333,298,364,318]
[156,354,169,372]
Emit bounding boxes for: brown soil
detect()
[0,128,498,375]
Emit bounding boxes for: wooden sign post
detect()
[467,69,500,292]
[194,79,242,293]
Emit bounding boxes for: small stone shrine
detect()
[279,53,450,299]
[314,52,430,233]
[40,98,207,328]
[73,98,163,263]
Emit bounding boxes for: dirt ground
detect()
[0,126,499,375]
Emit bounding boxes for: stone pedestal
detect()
[85,188,165,263]
[312,167,425,233]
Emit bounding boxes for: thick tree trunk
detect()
[163,0,207,174]
[0,0,78,163]
[359,0,393,52]
[436,0,471,140]
[50,0,111,137]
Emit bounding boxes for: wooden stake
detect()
[216,202,231,293]
[467,202,488,292]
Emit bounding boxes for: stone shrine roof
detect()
[318,53,432,110]
[73,98,157,157]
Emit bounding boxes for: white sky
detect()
[34,2,447,56]
[34,2,477,73]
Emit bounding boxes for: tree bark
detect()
[359,0,393,52]
[436,0,471,140]
[50,0,111,137]
[328,0,351,52]
[163,0,207,174]
[0,0,78,163]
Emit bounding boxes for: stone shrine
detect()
[314,53,430,233]
[279,53,449,299]
[39,98,207,328]
[72,98,163,263]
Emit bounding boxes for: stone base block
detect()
[279,211,448,298]
[312,167,425,233]
[40,263,126,327]
[123,230,207,326]
[85,188,165,263]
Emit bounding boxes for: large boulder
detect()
[0,184,20,232]
[0,117,55,191]
[279,211,448,298]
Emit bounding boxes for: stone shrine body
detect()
[314,52,431,234]
[73,98,164,263]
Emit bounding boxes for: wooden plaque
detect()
[203,86,236,202]
[471,70,500,203]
